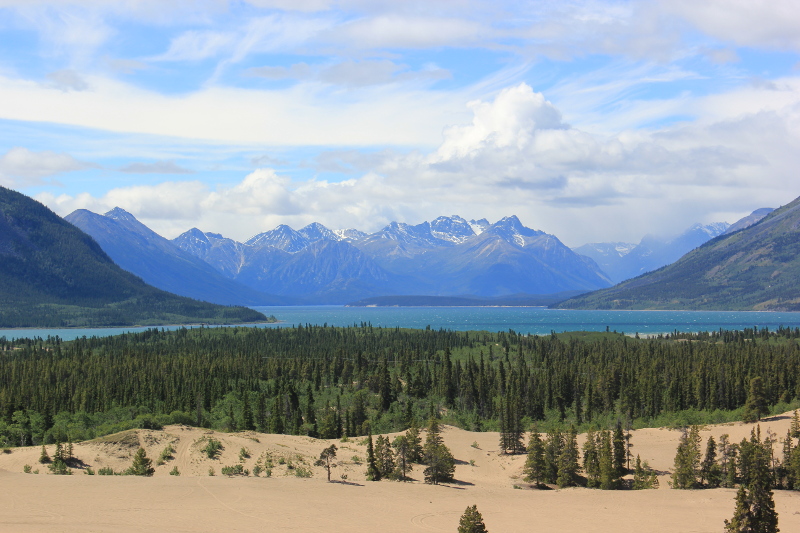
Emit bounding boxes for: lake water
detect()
[2,306,800,341]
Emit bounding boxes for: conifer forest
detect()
[1,324,799,448]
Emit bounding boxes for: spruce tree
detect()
[366,429,380,481]
[582,428,601,488]
[543,428,563,485]
[725,427,779,533]
[406,423,424,464]
[743,377,769,423]
[612,421,627,477]
[129,447,155,476]
[39,444,51,464]
[375,435,396,480]
[523,426,546,487]
[392,435,413,481]
[458,505,488,533]
[672,426,701,489]
[701,435,721,488]
[598,430,616,490]
[556,425,580,488]
[423,418,455,485]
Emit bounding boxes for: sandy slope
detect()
[1,414,799,532]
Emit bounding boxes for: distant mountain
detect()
[557,196,800,311]
[0,186,267,327]
[173,214,611,303]
[574,222,730,284]
[65,208,288,306]
[724,208,774,234]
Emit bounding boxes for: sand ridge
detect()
[1,414,799,532]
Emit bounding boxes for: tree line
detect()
[1,324,799,447]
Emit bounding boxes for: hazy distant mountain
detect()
[66,208,287,306]
[0,187,265,327]
[724,208,774,234]
[558,196,800,311]
[574,222,730,284]
[172,214,611,303]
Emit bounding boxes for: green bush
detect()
[202,438,223,459]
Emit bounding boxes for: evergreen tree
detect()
[375,435,396,480]
[724,427,779,533]
[406,423,424,464]
[392,435,414,481]
[269,395,284,435]
[743,377,769,423]
[612,421,627,477]
[701,435,722,488]
[672,426,702,489]
[39,444,51,464]
[582,428,601,488]
[129,447,155,476]
[632,455,659,489]
[523,426,547,487]
[241,392,254,431]
[366,429,380,481]
[556,425,581,488]
[720,434,738,489]
[458,505,488,533]
[598,430,616,490]
[543,428,564,485]
[423,418,455,485]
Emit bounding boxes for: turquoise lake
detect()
[3,307,800,341]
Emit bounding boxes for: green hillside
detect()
[0,186,267,327]
[557,195,800,311]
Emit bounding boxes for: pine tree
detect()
[598,430,616,490]
[129,447,155,476]
[458,505,488,533]
[314,444,337,482]
[720,434,738,488]
[582,428,601,488]
[543,428,563,485]
[269,395,284,435]
[632,455,659,489]
[375,435,396,480]
[523,426,546,487]
[241,392,254,431]
[612,421,627,477]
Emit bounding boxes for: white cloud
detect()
[248,59,451,87]
[0,147,94,187]
[333,15,485,49]
[46,69,89,91]
[151,30,236,62]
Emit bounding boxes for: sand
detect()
[1,414,799,532]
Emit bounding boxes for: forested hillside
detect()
[1,324,798,446]
[0,186,267,327]
[558,195,800,311]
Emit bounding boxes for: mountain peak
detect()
[104,207,138,222]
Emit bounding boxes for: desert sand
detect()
[1,414,799,532]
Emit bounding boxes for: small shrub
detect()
[278,456,286,465]
[252,464,263,477]
[98,467,115,476]
[294,466,312,478]
[351,455,362,464]
[208,467,215,476]
[221,464,247,476]
[264,468,272,478]
[239,447,250,461]
[23,464,32,473]
[169,466,180,476]
[157,444,175,465]
[469,459,476,466]
[202,438,223,459]
[471,441,480,449]
[84,467,95,475]
[39,445,51,464]
[340,436,350,443]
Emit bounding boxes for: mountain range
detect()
[557,201,799,311]
[0,186,267,327]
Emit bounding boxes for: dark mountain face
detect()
[0,186,265,327]
[558,195,800,311]
[65,208,286,306]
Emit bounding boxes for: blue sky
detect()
[0,0,799,246]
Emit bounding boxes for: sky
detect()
[0,0,799,247]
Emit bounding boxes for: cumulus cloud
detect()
[0,147,94,187]
[119,160,194,174]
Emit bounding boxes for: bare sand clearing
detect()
[2,415,800,532]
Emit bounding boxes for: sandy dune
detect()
[1,414,799,532]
